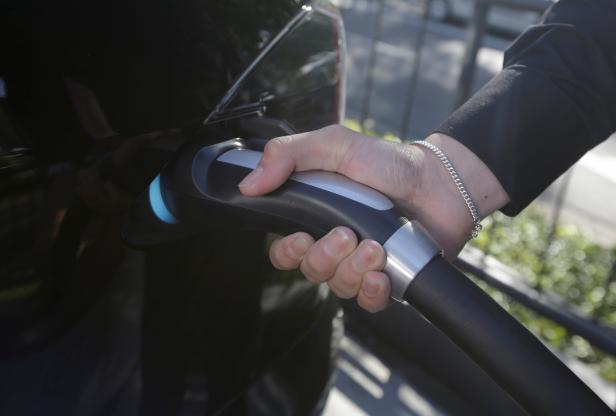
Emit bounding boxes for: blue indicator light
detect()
[149,175,178,224]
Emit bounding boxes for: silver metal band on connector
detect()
[383,220,442,301]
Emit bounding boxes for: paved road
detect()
[324,335,446,416]
[324,330,616,415]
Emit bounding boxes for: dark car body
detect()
[0,1,346,414]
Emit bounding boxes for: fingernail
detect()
[351,241,377,273]
[322,228,351,257]
[238,166,264,189]
[291,235,312,257]
[362,274,383,298]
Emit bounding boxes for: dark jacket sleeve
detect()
[435,0,616,215]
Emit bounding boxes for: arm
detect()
[240,0,616,312]
[437,0,616,215]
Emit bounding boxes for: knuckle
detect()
[363,240,385,268]
[328,280,356,299]
[329,258,362,299]
[324,124,348,137]
[269,239,293,270]
[264,135,294,155]
[269,251,286,270]
[327,227,357,253]
[263,137,284,158]
[285,233,312,257]
[304,248,334,277]
[330,273,361,299]
[357,272,390,313]
[299,263,319,283]
[300,228,357,281]
[337,266,361,288]
[351,240,384,273]
[300,252,331,283]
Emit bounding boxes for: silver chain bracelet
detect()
[411,140,482,240]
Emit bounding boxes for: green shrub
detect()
[472,209,616,382]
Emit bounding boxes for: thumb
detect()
[238,125,353,196]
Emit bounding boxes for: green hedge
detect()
[472,209,616,382]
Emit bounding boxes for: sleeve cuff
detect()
[435,67,596,216]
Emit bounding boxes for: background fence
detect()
[336,0,616,396]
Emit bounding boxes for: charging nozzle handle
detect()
[405,258,614,416]
[159,138,441,300]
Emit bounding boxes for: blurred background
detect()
[324,0,616,414]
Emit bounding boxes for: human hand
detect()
[239,125,509,312]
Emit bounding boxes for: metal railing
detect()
[345,0,616,362]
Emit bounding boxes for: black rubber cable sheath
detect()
[404,257,613,415]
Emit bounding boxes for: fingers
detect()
[300,227,357,283]
[357,271,391,313]
[238,124,420,205]
[328,239,385,298]
[239,125,354,196]
[269,232,315,270]
[268,228,390,313]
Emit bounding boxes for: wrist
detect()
[425,133,509,218]
[405,133,509,257]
